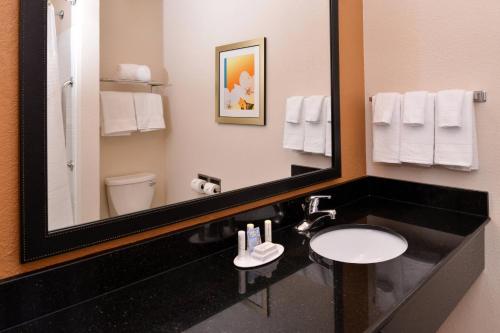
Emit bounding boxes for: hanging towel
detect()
[285,96,304,123]
[100,91,137,136]
[436,89,465,127]
[47,3,75,230]
[372,94,402,164]
[373,93,399,125]
[115,64,152,82]
[133,93,166,132]
[304,95,325,122]
[400,93,435,165]
[403,91,428,125]
[304,96,326,154]
[325,97,333,157]
[435,91,478,170]
[283,97,305,150]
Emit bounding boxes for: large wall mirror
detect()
[20,0,341,261]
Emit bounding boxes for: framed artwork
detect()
[215,38,266,125]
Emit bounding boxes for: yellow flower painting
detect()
[223,54,255,111]
[216,38,265,126]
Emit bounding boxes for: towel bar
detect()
[369,90,487,103]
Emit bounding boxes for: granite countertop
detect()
[6,196,487,333]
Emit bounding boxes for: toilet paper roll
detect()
[203,182,221,195]
[190,178,207,194]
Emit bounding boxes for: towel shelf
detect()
[369,90,487,103]
[100,78,165,87]
[100,79,166,93]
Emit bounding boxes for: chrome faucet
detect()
[295,195,336,232]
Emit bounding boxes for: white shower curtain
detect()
[47,4,75,230]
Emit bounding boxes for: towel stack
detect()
[100,91,166,136]
[283,95,331,156]
[371,90,478,171]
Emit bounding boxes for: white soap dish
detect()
[233,244,284,269]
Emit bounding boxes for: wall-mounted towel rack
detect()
[100,78,166,93]
[369,90,487,103]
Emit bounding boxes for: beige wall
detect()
[364,0,500,331]
[163,0,332,203]
[0,0,365,279]
[99,0,167,218]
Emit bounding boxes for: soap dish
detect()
[233,244,284,269]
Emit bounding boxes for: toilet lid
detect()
[105,173,156,186]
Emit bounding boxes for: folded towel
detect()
[133,93,166,132]
[285,96,304,123]
[373,93,399,125]
[436,89,465,127]
[304,96,325,122]
[100,91,137,136]
[403,91,428,125]
[435,91,478,170]
[283,104,305,151]
[304,97,327,154]
[372,94,402,163]
[324,97,332,157]
[400,93,435,165]
[115,64,152,82]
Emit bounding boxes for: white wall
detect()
[363,0,500,331]
[163,0,332,204]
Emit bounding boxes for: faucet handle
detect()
[306,195,332,212]
[306,195,332,202]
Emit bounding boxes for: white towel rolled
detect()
[133,93,166,132]
[400,94,435,165]
[115,64,152,82]
[372,94,402,164]
[304,96,327,154]
[100,91,138,136]
[436,89,465,127]
[435,91,478,170]
[373,93,399,125]
[403,91,428,125]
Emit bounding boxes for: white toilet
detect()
[105,173,156,217]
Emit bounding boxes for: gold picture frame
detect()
[215,38,266,126]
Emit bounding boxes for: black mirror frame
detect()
[20,0,341,262]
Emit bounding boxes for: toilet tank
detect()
[105,173,156,217]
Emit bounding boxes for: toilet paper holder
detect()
[198,173,222,187]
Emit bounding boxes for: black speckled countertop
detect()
[3,188,488,333]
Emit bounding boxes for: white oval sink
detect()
[310,225,408,264]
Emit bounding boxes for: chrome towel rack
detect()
[369,90,487,103]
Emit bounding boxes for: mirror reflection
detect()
[46,0,332,231]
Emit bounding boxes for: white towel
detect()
[115,64,152,82]
[400,94,435,165]
[283,98,305,150]
[285,96,304,123]
[100,91,137,136]
[373,93,399,125]
[325,97,332,157]
[133,93,166,132]
[436,90,465,127]
[403,91,428,125]
[435,91,478,171]
[304,96,325,122]
[372,94,402,164]
[304,97,327,154]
